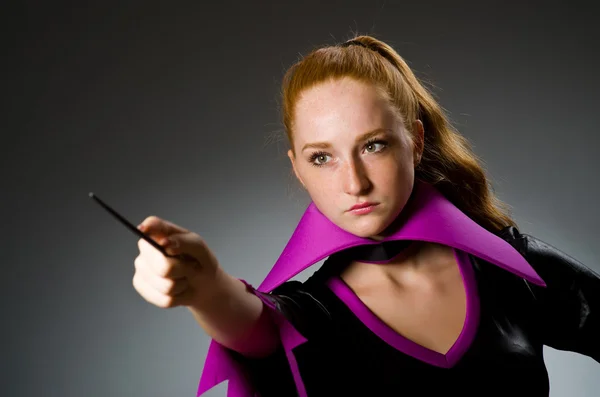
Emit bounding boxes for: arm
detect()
[186,266,329,359]
[186,266,280,358]
[189,270,327,395]
[518,233,600,362]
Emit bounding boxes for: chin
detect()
[341,216,387,238]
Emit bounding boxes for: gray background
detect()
[4,1,599,396]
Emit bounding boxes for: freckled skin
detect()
[286,77,467,355]
[287,77,424,240]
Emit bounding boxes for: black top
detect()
[234,227,600,396]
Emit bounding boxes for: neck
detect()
[341,241,457,287]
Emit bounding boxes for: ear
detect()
[287,149,306,189]
[412,119,425,167]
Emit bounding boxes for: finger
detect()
[136,232,174,253]
[134,264,190,296]
[136,236,196,278]
[134,253,191,280]
[137,215,188,237]
[167,232,214,266]
[132,273,183,308]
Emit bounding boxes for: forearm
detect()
[186,266,280,357]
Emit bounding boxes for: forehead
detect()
[293,77,398,144]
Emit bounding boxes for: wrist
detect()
[187,265,233,310]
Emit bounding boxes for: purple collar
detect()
[197,180,547,397]
[258,180,545,292]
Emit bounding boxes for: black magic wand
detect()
[88,192,196,262]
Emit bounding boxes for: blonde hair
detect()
[280,35,517,233]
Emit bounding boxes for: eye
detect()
[364,139,388,153]
[308,151,331,167]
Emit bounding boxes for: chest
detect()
[339,251,468,355]
[290,266,548,397]
[356,274,466,354]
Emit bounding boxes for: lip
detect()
[348,202,378,211]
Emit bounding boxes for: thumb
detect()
[138,216,189,237]
[168,232,218,267]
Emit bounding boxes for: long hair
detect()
[280,34,517,234]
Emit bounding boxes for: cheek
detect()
[306,177,338,203]
[367,154,415,195]
[370,151,412,177]
[301,172,343,209]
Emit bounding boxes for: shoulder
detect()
[496,225,600,291]
[262,267,336,339]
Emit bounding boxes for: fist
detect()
[132,216,220,308]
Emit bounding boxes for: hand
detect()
[132,216,221,309]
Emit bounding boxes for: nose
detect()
[341,157,372,196]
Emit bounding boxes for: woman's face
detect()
[288,77,424,240]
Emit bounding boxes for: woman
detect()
[133,35,600,396]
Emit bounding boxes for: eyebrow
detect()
[301,128,392,152]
